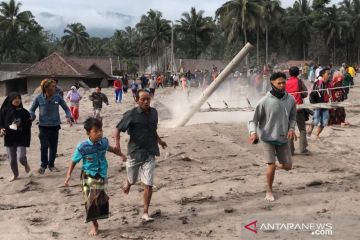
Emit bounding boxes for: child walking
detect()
[64,117,126,236]
[0,92,32,181]
[89,87,109,120]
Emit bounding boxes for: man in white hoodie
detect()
[249,72,297,202]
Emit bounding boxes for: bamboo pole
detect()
[175,43,254,127]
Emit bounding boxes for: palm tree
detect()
[216,0,263,67]
[317,5,348,63]
[176,7,214,58]
[285,0,313,60]
[111,29,136,59]
[0,0,33,59]
[61,23,90,55]
[136,9,171,72]
[263,0,284,64]
[341,0,360,63]
[351,0,360,63]
[87,37,111,56]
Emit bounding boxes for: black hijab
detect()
[0,92,23,112]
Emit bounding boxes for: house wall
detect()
[0,82,6,96]
[82,78,104,88]
[0,78,28,97]
[7,78,27,94]
[27,77,78,94]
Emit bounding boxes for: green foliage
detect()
[1,0,360,65]
[61,22,90,55]
[175,7,215,58]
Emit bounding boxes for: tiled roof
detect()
[66,56,112,75]
[20,52,112,77]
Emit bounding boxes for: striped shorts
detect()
[126,155,155,186]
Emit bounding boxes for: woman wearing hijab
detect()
[0,92,32,181]
[329,71,348,126]
[66,86,82,123]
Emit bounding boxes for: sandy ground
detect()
[0,78,359,240]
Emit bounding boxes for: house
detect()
[19,52,113,94]
[0,63,31,96]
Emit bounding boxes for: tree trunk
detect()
[303,42,306,61]
[156,44,159,72]
[357,44,360,65]
[256,27,259,66]
[194,31,197,59]
[333,38,335,64]
[150,55,153,73]
[243,28,248,67]
[265,25,268,64]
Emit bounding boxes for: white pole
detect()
[171,23,174,74]
[175,43,254,127]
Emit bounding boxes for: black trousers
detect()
[39,126,60,169]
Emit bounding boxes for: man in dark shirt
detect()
[114,89,167,222]
[140,74,148,89]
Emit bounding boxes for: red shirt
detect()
[286,76,303,104]
[113,79,122,90]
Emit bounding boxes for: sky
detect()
[21,0,342,37]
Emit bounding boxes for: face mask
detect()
[270,83,285,99]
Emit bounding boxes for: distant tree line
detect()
[1,0,359,71]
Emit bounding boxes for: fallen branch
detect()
[179,155,203,164]
[157,151,186,163]
[0,204,36,210]
[178,195,213,205]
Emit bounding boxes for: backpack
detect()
[309,81,324,104]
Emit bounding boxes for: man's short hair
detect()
[319,67,330,77]
[84,117,102,133]
[136,89,150,101]
[270,72,287,81]
[289,66,300,77]
[95,86,101,90]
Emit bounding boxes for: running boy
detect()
[89,87,109,120]
[64,117,126,236]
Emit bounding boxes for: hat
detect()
[71,86,76,90]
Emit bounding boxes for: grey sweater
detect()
[248,92,297,143]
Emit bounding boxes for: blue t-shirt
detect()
[72,137,109,178]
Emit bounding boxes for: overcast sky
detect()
[21,0,342,37]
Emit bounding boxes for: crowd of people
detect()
[249,63,357,202]
[0,61,357,235]
[110,66,224,96]
[0,78,167,236]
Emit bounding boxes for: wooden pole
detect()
[175,43,254,127]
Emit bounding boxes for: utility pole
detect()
[169,23,176,74]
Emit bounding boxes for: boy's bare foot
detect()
[121,181,131,194]
[88,221,98,236]
[141,213,154,222]
[265,191,275,201]
[9,176,17,182]
[25,163,31,173]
